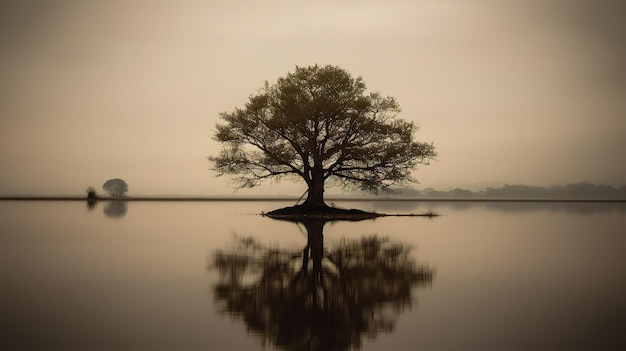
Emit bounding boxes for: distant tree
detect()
[210,65,436,207]
[102,178,128,197]
[422,187,448,197]
[85,186,98,210]
[450,188,473,198]
[396,187,422,197]
[85,186,98,199]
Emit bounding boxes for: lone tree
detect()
[210,65,436,208]
[102,178,128,197]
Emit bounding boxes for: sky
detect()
[1,0,625,196]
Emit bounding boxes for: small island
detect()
[264,203,438,221]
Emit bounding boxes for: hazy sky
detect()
[1,0,625,196]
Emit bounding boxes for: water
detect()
[1,200,624,350]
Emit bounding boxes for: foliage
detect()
[210,65,436,205]
[102,178,128,197]
[85,186,98,199]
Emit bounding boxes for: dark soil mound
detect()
[265,204,383,221]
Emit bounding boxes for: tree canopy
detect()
[102,178,128,197]
[210,65,436,206]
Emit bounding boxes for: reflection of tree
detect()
[103,201,127,218]
[86,199,98,211]
[212,220,434,351]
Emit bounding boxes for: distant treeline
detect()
[396,182,626,199]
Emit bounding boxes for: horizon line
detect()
[1,195,625,203]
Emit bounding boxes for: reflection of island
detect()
[212,219,434,350]
[103,201,127,218]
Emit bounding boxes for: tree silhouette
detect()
[211,219,434,350]
[102,178,128,197]
[85,186,98,210]
[210,65,436,207]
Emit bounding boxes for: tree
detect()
[210,65,436,207]
[102,178,128,197]
[85,186,98,199]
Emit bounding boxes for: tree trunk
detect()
[303,167,327,207]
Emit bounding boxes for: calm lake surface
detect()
[1,200,625,351]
